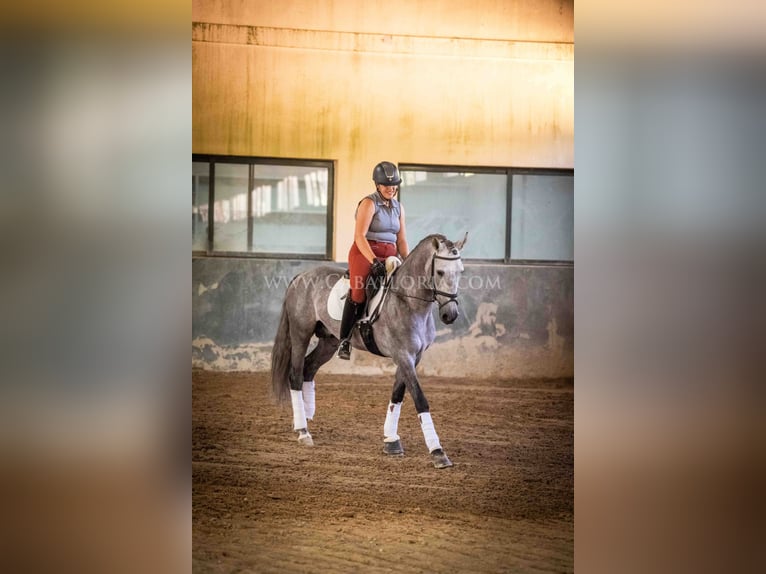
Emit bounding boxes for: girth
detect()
[357,320,386,357]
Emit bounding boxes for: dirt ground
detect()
[193,370,573,573]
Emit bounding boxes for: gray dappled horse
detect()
[271,233,467,469]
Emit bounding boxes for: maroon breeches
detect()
[348,240,397,303]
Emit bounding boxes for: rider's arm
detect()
[354,198,377,264]
[396,203,409,259]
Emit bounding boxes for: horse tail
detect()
[271,296,293,403]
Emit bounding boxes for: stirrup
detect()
[337,339,351,360]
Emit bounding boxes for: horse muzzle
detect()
[439,301,459,324]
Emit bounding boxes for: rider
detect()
[337,161,410,360]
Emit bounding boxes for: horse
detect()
[270,233,467,469]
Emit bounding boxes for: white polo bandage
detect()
[383,401,402,442]
[418,412,442,453]
[302,380,316,420]
[290,389,308,430]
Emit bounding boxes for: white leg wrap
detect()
[302,380,316,420]
[418,412,442,453]
[383,402,402,442]
[290,389,308,431]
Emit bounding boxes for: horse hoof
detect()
[382,440,404,456]
[431,449,453,469]
[297,430,314,447]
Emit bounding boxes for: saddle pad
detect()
[327,276,350,320]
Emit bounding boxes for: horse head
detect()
[430,232,467,324]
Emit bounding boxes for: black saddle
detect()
[341,268,388,358]
[342,268,385,310]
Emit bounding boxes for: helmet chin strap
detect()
[375,186,397,206]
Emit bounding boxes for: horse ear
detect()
[432,236,441,250]
[454,232,468,251]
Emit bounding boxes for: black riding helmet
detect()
[372,161,402,187]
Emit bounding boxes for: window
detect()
[510,173,573,262]
[192,161,209,251]
[192,155,334,258]
[400,165,573,264]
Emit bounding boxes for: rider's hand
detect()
[370,259,386,279]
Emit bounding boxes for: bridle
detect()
[391,250,462,310]
[429,252,462,309]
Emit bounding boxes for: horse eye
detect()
[436,270,444,277]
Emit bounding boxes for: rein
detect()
[391,251,462,310]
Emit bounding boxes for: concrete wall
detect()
[193,257,572,379]
[192,1,574,378]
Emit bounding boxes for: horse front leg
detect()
[396,360,453,469]
[382,377,407,456]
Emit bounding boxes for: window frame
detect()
[192,154,335,260]
[398,163,574,266]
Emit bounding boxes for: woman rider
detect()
[337,161,410,360]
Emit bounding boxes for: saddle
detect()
[327,256,402,356]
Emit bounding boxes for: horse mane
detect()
[412,233,453,252]
[396,233,451,274]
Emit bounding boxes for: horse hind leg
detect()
[290,377,314,447]
[288,326,315,447]
[301,333,338,421]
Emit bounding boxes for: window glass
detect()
[192,161,209,251]
[510,174,574,261]
[251,164,328,254]
[213,163,250,252]
[400,170,506,259]
[194,157,332,257]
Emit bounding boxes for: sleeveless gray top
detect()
[356,192,401,244]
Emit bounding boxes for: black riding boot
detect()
[337,297,364,360]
